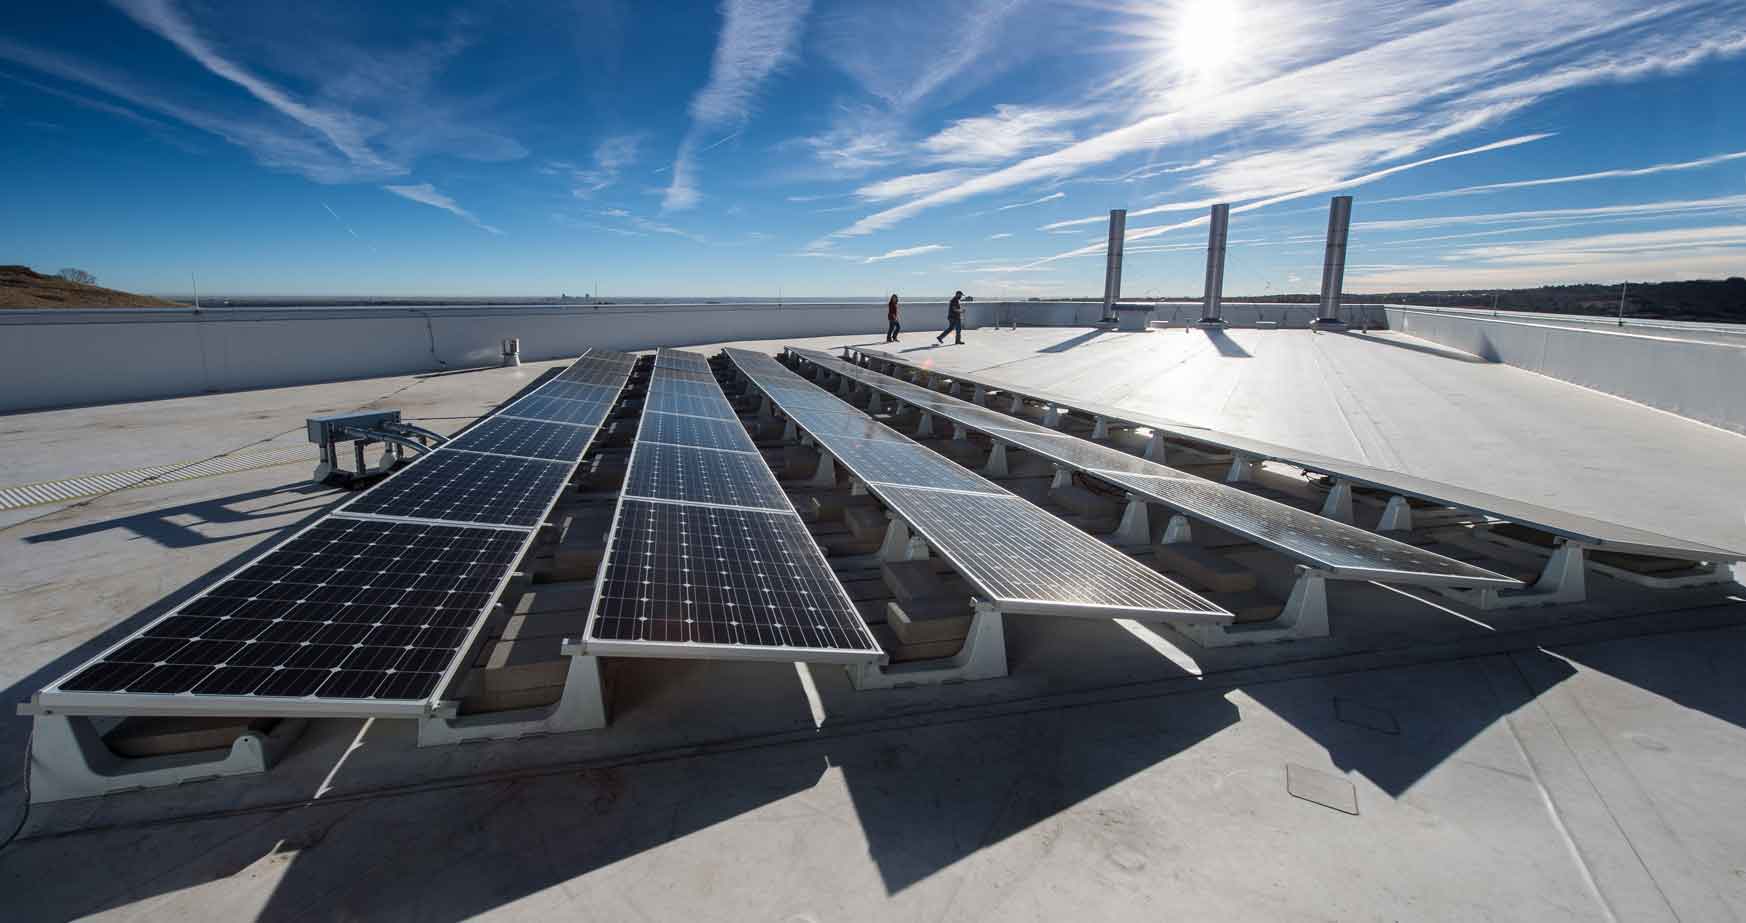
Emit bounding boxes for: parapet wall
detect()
[1387,306,1746,435]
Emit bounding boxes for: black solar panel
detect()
[54,519,524,703]
[654,368,719,384]
[645,390,737,419]
[649,379,725,399]
[624,440,789,510]
[640,410,759,453]
[536,381,620,403]
[875,485,1229,620]
[825,436,1004,494]
[446,417,595,461]
[991,429,1162,475]
[586,499,878,655]
[335,450,571,528]
[787,410,909,443]
[501,395,612,427]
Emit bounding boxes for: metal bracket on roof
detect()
[972,384,989,406]
[846,599,1008,690]
[1226,455,1258,483]
[1144,431,1169,463]
[866,390,883,414]
[951,422,969,442]
[1050,465,1073,489]
[1042,405,1062,428]
[782,418,798,442]
[1320,480,1354,523]
[1092,416,1111,440]
[1177,566,1331,648]
[757,395,774,419]
[1113,494,1152,545]
[1377,495,1413,532]
[419,651,608,746]
[1161,514,1194,544]
[878,515,930,562]
[810,452,838,487]
[982,442,1010,477]
[916,412,937,438]
[1008,393,1024,414]
[20,712,307,804]
[1448,540,1590,610]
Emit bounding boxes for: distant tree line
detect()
[56,268,96,286]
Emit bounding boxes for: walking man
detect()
[886,293,901,342]
[936,290,965,345]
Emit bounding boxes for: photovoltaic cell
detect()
[586,499,878,656]
[826,436,1004,495]
[623,440,788,510]
[645,390,737,419]
[535,381,620,403]
[990,429,1163,475]
[786,410,908,443]
[875,485,1229,621]
[334,450,571,528]
[446,416,594,460]
[1092,471,1520,586]
[500,395,612,427]
[52,518,524,704]
[639,410,759,453]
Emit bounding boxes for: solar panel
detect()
[640,410,760,453]
[623,440,789,510]
[445,417,595,461]
[333,450,571,529]
[584,499,880,661]
[786,410,909,443]
[875,485,1229,621]
[649,379,726,399]
[655,350,712,372]
[501,395,612,427]
[825,436,1005,495]
[535,381,621,403]
[644,390,737,419]
[43,518,525,713]
[653,368,719,384]
[1092,471,1520,586]
[991,429,1164,475]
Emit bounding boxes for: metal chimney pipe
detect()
[1101,209,1126,322]
[1199,203,1230,325]
[1315,195,1353,327]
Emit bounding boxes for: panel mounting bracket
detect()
[846,600,1008,689]
[418,651,608,746]
[21,713,307,804]
[1177,566,1331,647]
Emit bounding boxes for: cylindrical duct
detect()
[1317,195,1353,322]
[1101,209,1126,321]
[1201,203,1230,322]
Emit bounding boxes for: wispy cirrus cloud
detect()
[995,191,1064,211]
[920,104,1084,164]
[855,169,977,202]
[664,0,811,210]
[988,232,1013,240]
[816,0,1746,245]
[865,244,949,263]
[571,133,643,197]
[1371,149,1746,204]
[383,183,502,235]
[1348,224,1746,289]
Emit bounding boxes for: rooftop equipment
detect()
[306,409,448,488]
[1199,203,1231,327]
[1314,195,1353,328]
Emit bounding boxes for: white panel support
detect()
[1177,567,1331,648]
[1459,541,1590,610]
[982,442,1010,477]
[1042,406,1062,428]
[1113,495,1151,545]
[419,654,608,746]
[866,390,883,414]
[1225,455,1257,483]
[1144,431,1168,463]
[1008,393,1024,413]
[972,384,989,406]
[847,601,1008,689]
[951,422,969,442]
[810,452,838,487]
[1091,416,1111,440]
[878,516,930,562]
[916,412,937,438]
[1161,514,1194,544]
[1377,495,1413,531]
[782,418,797,442]
[1320,480,1354,523]
[757,395,774,419]
[850,479,869,496]
[1050,465,1073,489]
[23,714,307,804]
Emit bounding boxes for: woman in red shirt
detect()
[886,294,901,342]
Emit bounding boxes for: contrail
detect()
[321,201,360,239]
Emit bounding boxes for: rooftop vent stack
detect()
[1314,195,1353,328]
[1199,203,1231,326]
[1101,208,1126,323]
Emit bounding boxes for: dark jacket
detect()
[948,295,963,317]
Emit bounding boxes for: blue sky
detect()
[1,0,1743,297]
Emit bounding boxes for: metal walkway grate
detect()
[0,445,312,511]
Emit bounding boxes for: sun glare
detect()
[1168,0,1245,87]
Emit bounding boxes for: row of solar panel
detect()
[43,351,638,714]
[793,349,1519,589]
[583,349,883,660]
[725,348,1230,623]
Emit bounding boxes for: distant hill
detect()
[0,265,181,308]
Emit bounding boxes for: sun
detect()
[1169,0,1245,87]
